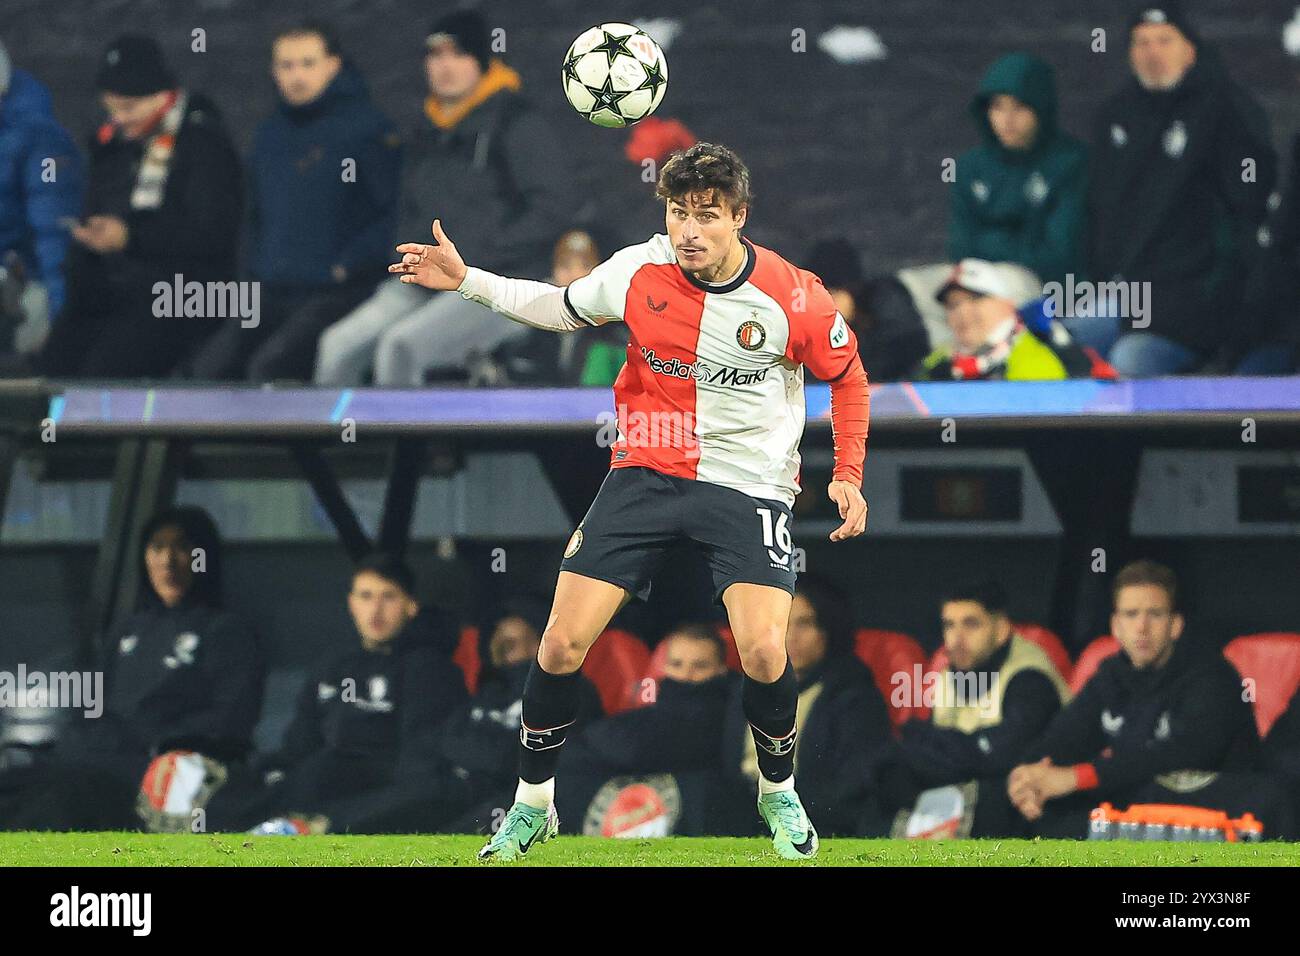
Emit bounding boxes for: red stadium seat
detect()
[713,624,744,671]
[854,628,927,730]
[1223,633,1300,739]
[582,628,652,715]
[452,625,481,695]
[1010,622,1073,684]
[1069,636,1121,693]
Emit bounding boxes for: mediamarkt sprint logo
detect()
[641,347,767,387]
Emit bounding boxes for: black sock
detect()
[518,659,584,784]
[742,659,798,783]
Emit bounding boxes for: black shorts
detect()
[559,466,798,604]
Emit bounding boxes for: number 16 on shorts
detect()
[756,507,793,569]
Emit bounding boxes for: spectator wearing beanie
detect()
[805,237,930,382]
[189,22,401,382]
[1081,2,1277,376]
[35,35,242,378]
[0,37,84,365]
[314,9,571,387]
[949,52,1088,290]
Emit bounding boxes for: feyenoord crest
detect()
[583,774,683,837]
[564,527,584,558]
[1110,123,1127,148]
[736,318,766,351]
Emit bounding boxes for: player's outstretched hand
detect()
[388,219,468,291]
[827,480,867,541]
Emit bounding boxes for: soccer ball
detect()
[562,22,668,128]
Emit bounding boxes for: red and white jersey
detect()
[564,233,858,506]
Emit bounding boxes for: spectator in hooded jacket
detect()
[1077,3,1276,376]
[0,38,84,364]
[0,506,262,830]
[314,9,570,386]
[34,36,242,379]
[721,577,892,837]
[206,553,466,834]
[949,52,1088,289]
[190,22,399,382]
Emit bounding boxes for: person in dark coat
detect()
[805,237,930,383]
[1260,689,1300,833]
[35,35,242,378]
[0,40,84,360]
[1077,3,1276,376]
[555,623,737,835]
[205,553,467,834]
[1236,130,1300,374]
[1007,560,1295,840]
[721,577,893,837]
[189,23,400,381]
[433,596,604,834]
[314,10,571,386]
[857,581,1068,838]
[0,506,262,830]
[948,52,1089,287]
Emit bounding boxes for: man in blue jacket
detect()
[0,39,83,362]
[190,22,399,381]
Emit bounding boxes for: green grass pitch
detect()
[1,833,1297,866]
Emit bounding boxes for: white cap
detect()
[936,258,1042,308]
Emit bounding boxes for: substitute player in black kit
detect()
[390,143,870,860]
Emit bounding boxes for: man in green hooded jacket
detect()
[948,52,1088,289]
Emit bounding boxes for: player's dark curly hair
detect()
[655,142,753,214]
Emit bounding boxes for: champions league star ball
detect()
[562,23,668,128]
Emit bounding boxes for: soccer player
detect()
[389,142,870,861]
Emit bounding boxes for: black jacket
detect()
[1026,638,1259,796]
[850,276,931,384]
[438,661,603,788]
[724,653,893,836]
[883,641,1063,792]
[91,601,262,762]
[561,674,735,775]
[1261,689,1300,785]
[1240,130,1300,351]
[247,65,400,286]
[396,89,570,278]
[1087,52,1275,352]
[68,91,242,308]
[265,629,467,774]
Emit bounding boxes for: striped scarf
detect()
[130,90,187,211]
[950,316,1022,380]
